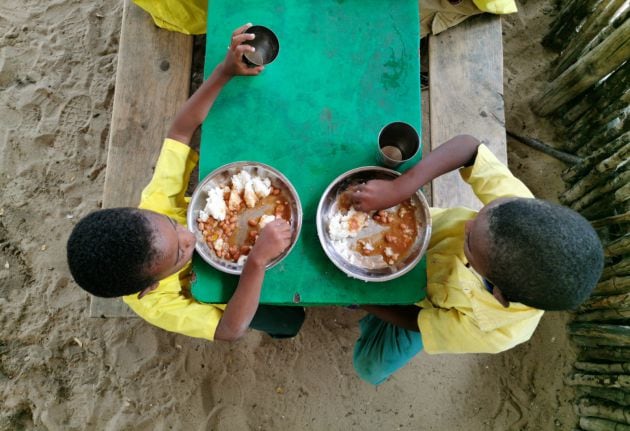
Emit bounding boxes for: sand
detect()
[1,1,578,430]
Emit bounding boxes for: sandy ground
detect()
[1,1,579,430]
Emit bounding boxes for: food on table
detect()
[327,188,420,268]
[196,170,291,263]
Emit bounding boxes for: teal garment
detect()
[249,304,305,339]
[353,314,423,385]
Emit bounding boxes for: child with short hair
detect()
[67,24,304,342]
[349,135,604,385]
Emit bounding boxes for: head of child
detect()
[66,208,196,299]
[463,198,603,310]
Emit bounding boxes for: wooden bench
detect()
[428,14,507,210]
[89,0,192,317]
[90,9,505,317]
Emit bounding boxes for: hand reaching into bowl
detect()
[350,179,405,212]
[248,219,292,267]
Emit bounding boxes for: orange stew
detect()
[354,199,418,265]
[196,186,291,262]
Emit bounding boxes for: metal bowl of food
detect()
[187,162,302,275]
[316,167,431,282]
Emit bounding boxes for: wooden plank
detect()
[421,88,432,206]
[428,14,506,210]
[90,0,192,317]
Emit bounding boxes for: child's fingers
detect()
[243,66,264,76]
[234,44,255,55]
[232,23,252,37]
[231,33,255,48]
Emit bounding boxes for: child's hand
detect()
[220,23,264,77]
[350,180,403,212]
[249,219,291,267]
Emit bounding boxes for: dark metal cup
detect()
[242,25,280,67]
[377,122,420,169]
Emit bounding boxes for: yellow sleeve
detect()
[139,139,199,221]
[472,0,517,14]
[459,144,534,205]
[133,0,208,35]
[123,271,224,341]
[418,307,540,354]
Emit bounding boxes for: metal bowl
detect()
[187,162,302,275]
[316,167,432,282]
[243,25,279,66]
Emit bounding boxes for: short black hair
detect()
[66,208,158,297]
[486,199,603,310]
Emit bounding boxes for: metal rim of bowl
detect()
[316,166,432,282]
[243,25,280,65]
[187,161,302,275]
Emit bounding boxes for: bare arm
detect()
[352,135,482,211]
[361,305,421,331]
[214,220,291,341]
[167,23,263,145]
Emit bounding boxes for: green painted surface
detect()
[192,0,425,305]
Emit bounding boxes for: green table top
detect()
[192,0,425,305]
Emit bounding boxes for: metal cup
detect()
[242,25,280,67]
[377,122,420,169]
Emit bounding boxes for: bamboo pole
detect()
[578,385,630,406]
[579,417,630,431]
[558,62,630,126]
[580,191,620,220]
[576,397,630,425]
[616,183,630,204]
[562,133,629,184]
[580,293,630,311]
[573,95,630,148]
[602,258,630,281]
[543,0,604,51]
[533,18,630,117]
[598,142,630,173]
[568,322,630,346]
[560,161,623,206]
[576,362,630,374]
[593,277,630,296]
[572,169,630,212]
[573,335,618,347]
[567,372,630,389]
[591,212,630,229]
[551,0,629,79]
[575,308,630,323]
[606,235,630,258]
[571,334,630,348]
[578,112,630,157]
[579,347,630,362]
[507,130,582,164]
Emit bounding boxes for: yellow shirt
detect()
[123,139,225,341]
[420,0,517,38]
[133,0,207,35]
[473,0,517,14]
[418,145,543,354]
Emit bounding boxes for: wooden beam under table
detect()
[428,14,506,211]
[90,0,192,317]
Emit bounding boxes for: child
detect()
[420,0,517,38]
[349,135,604,385]
[67,24,305,342]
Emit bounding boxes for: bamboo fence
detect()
[539,1,630,429]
